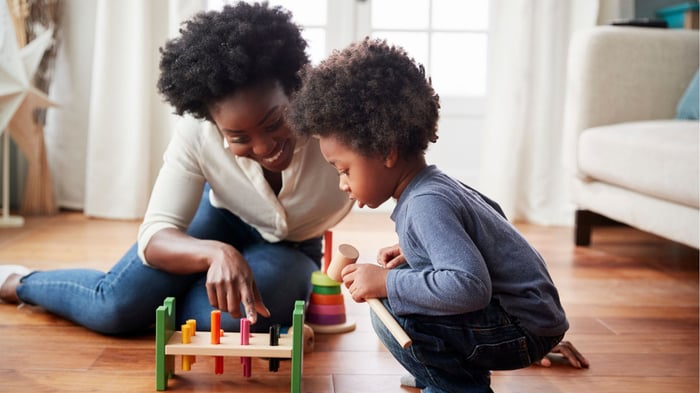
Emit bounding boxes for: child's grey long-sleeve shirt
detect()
[387,165,569,337]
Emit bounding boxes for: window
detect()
[366,0,489,97]
[209,1,490,94]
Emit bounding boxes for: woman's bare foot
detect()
[0,273,22,303]
[0,265,30,304]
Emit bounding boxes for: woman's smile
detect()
[256,137,293,171]
[260,139,287,165]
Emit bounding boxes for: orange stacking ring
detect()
[310,292,344,305]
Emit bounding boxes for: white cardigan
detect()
[137,116,353,263]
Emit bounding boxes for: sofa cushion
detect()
[676,69,699,120]
[578,120,699,208]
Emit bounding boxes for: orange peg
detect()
[211,310,224,374]
[210,310,221,344]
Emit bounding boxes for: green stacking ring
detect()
[312,284,341,295]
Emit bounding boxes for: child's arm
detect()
[377,244,406,269]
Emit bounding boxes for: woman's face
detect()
[209,82,296,173]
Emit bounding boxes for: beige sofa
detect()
[563,26,699,249]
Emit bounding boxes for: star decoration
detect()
[0,0,56,139]
[0,0,57,223]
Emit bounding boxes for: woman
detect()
[0,2,352,334]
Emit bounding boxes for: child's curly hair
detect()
[157,2,308,121]
[287,37,440,159]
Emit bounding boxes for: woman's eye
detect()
[230,136,250,144]
[264,116,284,132]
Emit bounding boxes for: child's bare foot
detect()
[535,340,590,369]
[0,265,31,303]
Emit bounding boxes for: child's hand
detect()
[341,264,389,302]
[377,244,405,269]
[535,341,590,369]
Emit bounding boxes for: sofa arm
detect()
[562,26,698,173]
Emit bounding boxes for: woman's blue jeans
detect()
[16,188,322,335]
[371,298,563,393]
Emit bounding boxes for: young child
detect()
[287,38,574,392]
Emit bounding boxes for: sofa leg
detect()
[575,210,593,246]
[574,210,625,246]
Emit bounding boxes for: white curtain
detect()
[45,0,205,219]
[479,0,599,226]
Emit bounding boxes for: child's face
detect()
[319,135,397,209]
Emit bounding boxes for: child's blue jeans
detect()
[371,298,564,393]
[16,186,321,335]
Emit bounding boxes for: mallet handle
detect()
[366,298,412,349]
[328,243,412,349]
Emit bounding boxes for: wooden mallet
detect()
[327,244,412,349]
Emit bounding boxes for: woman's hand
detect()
[535,340,590,369]
[377,244,405,269]
[143,228,270,324]
[205,243,270,323]
[341,263,389,302]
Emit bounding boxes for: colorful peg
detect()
[211,310,224,374]
[181,324,192,371]
[269,324,280,372]
[323,230,333,273]
[240,318,251,377]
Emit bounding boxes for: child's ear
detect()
[383,148,399,168]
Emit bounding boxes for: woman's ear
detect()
[383,148,399,168]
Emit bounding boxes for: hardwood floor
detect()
[0,210,697,392]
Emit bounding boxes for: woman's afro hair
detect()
[157,2,308,120]
[287,37,439,159]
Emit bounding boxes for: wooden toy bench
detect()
[155,297,305,392]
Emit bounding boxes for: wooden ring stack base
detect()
[306,244,357,334]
